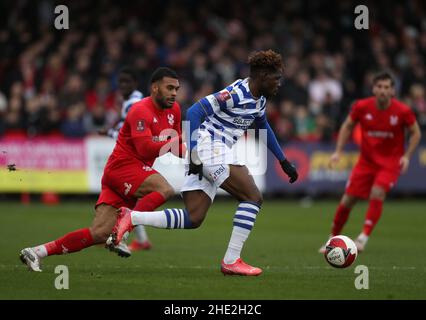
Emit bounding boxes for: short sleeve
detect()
[206,89,234,111]
[126,105,152,138]
[402,107,416,126]
[349,100,362,122]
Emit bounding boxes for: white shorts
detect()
[180,131,244,201]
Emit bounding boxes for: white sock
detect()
[357,233,369,244]
[131,208,192,229]
[134,225,149,243]
[224,228,250,264]
[223,202,260,264]
[33,245,47,258]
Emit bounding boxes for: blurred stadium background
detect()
[0,0,425,300]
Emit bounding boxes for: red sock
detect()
[44,228,94,255]
[362,199,383,236]
[331,204,351,236]
[133,191,166,212]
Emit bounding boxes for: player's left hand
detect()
[280,159,298,183]
[399,155,410,174]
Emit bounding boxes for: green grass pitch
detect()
[0,199,425,300]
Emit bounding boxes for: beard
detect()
[156,96,174,109]
[377,96,390,108]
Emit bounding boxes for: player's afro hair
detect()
[248,50,283,76]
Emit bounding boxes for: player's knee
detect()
[186,208,207,228]
[341,194,357,208]
[189,215,205,228]
[159,185,175,200]
[90,227,110,243]
[370,187,386,200]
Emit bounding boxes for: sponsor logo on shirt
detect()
[233,117,253,128]
[136,120,145,131]
[152,135,170,142]
[367,131,394,138]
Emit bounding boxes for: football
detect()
[324,235,358,268]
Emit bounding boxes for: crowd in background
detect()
[0,0,425,142]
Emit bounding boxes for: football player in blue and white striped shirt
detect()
[108,50,298,276]
[103,67,144,140]
[100,66,152,254]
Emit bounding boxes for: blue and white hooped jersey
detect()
[198,78,266,147]
[121,90,144,119]
[109,90,144,140]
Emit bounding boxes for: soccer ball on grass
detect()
[324,235,357,268]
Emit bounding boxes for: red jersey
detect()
[350,97,416,170]
[110,96,182,167]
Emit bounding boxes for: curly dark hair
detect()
[248,50,284,76]
[372,70,395,86]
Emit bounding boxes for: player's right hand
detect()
[328,152,341,169]
[280,159,298,183]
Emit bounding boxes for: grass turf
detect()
[0,199,425,300]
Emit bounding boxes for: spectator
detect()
[85,77,116,111]
[294,106,316,142]
[407,84,426,139]
[61,103,86,138]
[0,0,424,142]
[308,70,343,115]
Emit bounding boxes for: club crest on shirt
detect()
[124,182,132,196]
[390,115,398,126]
[136,120,145,131]
[167,114,175,126]
[217,90,231,102]
[365,113,373,120]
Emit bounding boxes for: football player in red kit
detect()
[20,67,185,271]
[319,71,421,253]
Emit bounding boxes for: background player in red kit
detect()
[19,67,185,271]
[319,71,421,253]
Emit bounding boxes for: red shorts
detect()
[345,159,400,199]
[95,156,158,209]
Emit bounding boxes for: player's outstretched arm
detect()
[255,115,298,183]
[400,121,421,173]
[329,116,356,169]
